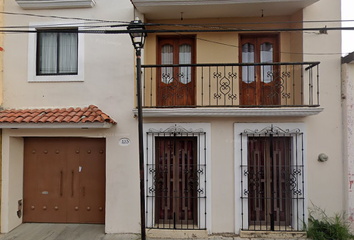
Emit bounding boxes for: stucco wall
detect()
[342,62,354,224]
[143,117,309,233]
[0,0,4,232]
[303,0,343,214]
[1,0,343,235]
[2,0,140,234]
[140,0,342,234]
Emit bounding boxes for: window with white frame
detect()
[37,29,78,75]
[28,23,84,82]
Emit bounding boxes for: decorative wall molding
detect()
[148,124,204,133]
[16,0,96,9]
[132,0,317,7]
[133,107,324,118]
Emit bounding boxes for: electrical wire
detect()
[0,11,349,55]
[148,25,346,56]
[1,10,354,30]
[197,37,345,56]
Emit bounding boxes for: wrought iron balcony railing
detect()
[140,62,320,108]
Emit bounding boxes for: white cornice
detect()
[0,122,113,129]
[16,0,96,10]
[132,0,316,7]
[133,107,324,118]
[132,0,318,19]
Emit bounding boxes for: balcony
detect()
[137,62,322,117]
[131,0,319,20]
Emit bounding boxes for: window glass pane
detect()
[59,32,78,74]
[242,43,255,83]
[38,32,58,74]
[260,42,273,83]
[179,44,191,84]
[161,44,173,84]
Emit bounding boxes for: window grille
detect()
[240,125,305,231]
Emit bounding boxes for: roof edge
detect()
[0,122,114,129]
[342,52,354,64]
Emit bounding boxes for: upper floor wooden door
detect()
[239,35,280,106]
[157,36,196,106]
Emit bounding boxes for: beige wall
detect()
[2,0,141,234]
[0,0,4,232]
[143,117,308,233]
[143,15,309,107]
[303,0,343,214]
[140,0,342,234]
[2,137,23,232]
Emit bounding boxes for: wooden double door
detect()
[23,138,105,223]
[157,36,196,106]
[240,35,280,106]
[155,137,198,227]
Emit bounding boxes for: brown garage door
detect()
[23,138,106,224]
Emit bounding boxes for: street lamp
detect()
[127,19,147,240]
[127,19,147,52]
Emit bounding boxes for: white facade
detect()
[2,0,141,234]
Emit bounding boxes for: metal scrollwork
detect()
[160,73,192,103]
[242,124,301,136]
[213,71,237,102]
[266,71,291,100]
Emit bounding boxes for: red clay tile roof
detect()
[0,105,116,124]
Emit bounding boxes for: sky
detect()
[342,0,354,55]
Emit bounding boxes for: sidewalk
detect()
[0,224,309,240]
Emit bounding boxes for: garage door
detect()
[23,138,105,223]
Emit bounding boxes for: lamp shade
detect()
[127,20,147,50]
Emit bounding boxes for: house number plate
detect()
[119,138,130,146]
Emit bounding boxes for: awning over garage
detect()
[0,105,117,129]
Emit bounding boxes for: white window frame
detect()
[234,122,307,234]
[28,22,85,82]
[143,123,212,233]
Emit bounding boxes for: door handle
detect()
[71,170,74,197]
[82,186,85,197]
[60,171,63,196]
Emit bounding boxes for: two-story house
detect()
[131,0,343,237]
[0,0,344,238]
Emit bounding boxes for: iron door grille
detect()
[240,125,305,232]
[146,125,207,230]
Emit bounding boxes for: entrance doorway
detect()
[154,137,198,227]
[23,138,105,224]
[247,137,291,229]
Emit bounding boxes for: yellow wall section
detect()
[0,0,4,232]
[143,14,305,107]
